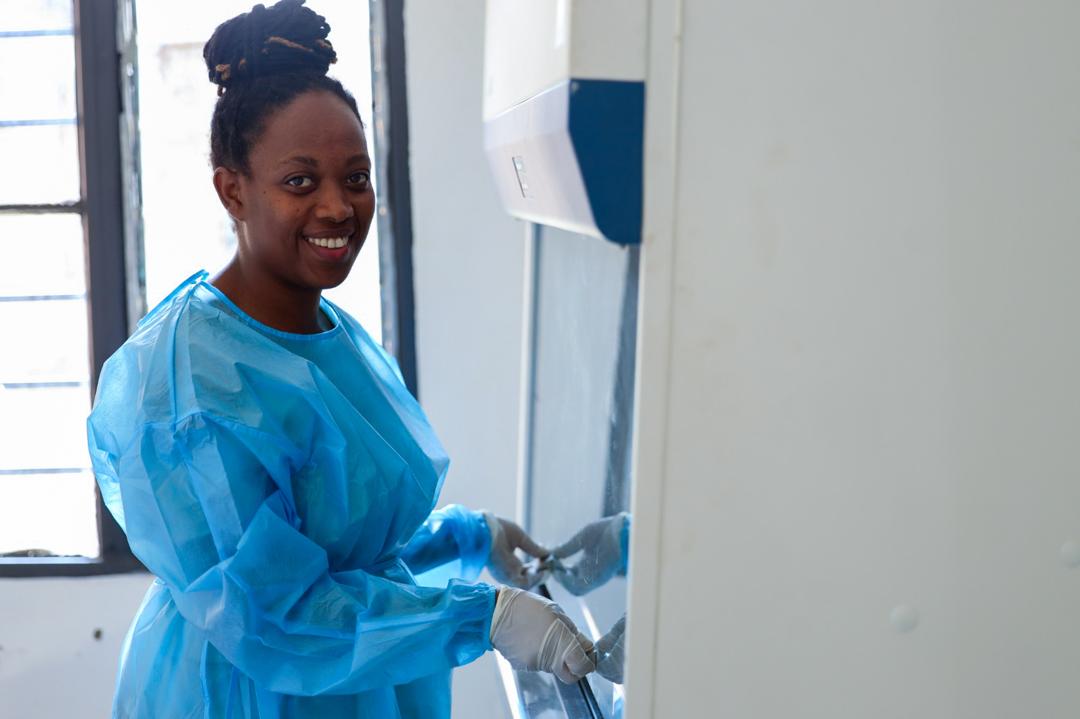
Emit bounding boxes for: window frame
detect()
[369,0,419,398]
[0,0,142,577]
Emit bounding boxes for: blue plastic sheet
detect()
[88,271,496,718]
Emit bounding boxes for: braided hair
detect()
[204,0,362,174]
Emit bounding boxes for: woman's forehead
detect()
[253,91,367,164]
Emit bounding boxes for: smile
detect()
[305,235,350,248]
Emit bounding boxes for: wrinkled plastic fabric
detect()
[87,271,497,718]
[402,504,492,588]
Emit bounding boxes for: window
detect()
[0,0,145,575]
[0,0,123,570]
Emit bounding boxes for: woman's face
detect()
[220,90,375,291]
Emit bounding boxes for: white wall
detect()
[0,575,150,717]
[405,4,523,519]
[403,1,524,717]
[628,1,1080,717]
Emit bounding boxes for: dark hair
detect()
[203,0,362,173]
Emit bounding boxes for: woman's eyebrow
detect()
[277,154,370,167]
[278,155,319,168]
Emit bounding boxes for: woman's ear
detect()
[213,166,246,222]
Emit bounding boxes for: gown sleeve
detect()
[90,410,497,697]
[400,505,492,584]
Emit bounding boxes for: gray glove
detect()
[595,615,626,684]
[483,512,550,588]
[551,512,629,595]
[490,587,597,683]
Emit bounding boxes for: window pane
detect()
[0,471,98,557]
[0,35,76,122]
[0,2,97,560]
[0,0,73,33]
[0,123,80,204]
[0,299,89,383]
[0,214,85,296]
[0,384,91,471]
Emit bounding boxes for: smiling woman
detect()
[84,1,595,717]
[200,0,374,332]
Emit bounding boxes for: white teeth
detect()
[305,236,349,249]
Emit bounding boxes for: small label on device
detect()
[512,155,532,199]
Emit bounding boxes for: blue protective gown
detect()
[87,270,498,718]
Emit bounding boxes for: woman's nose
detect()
[315,185,355,223]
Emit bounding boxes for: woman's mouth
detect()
[303,234,353,261]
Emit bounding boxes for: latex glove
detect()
[595,615,626,684]
[551,512,629,595]
[490,587,596,683]
[483,512,550,588]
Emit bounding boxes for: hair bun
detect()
[203,0,337,95]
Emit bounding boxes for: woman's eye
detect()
[286,176,313,189]
[347,171,370,188]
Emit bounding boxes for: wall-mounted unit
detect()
[483,0,647,245]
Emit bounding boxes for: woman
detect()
[87,2,595,716]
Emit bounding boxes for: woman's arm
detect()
[400,504,492,581]
[90,411,496,696]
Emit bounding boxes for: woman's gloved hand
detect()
[551,512,630,595]
[595,615,626,684]
[490,587,596,683]
[482,512,550,588]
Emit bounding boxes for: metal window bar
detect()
[0,202,83,214]
[0,29,74,39]
[0,119,78,127]
[2,382,88,389]
[369,0,419,397]
[0,294,86,302]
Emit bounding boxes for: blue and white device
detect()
[483,1,647,245]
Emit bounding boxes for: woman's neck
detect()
[211,257,330,334]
